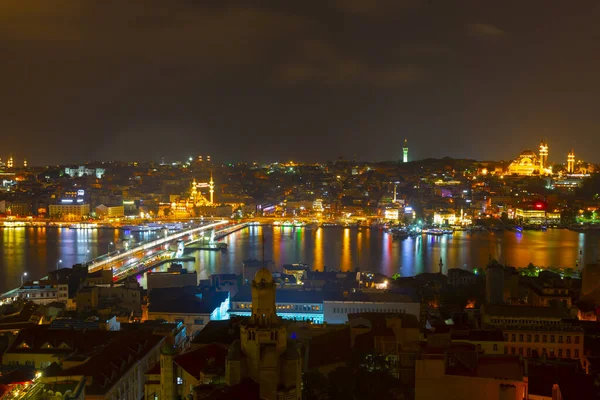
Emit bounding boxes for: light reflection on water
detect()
[2,226,600,292]
[140,226,600,288]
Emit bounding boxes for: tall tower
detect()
[159,345,177,400]
[190,178,198,202]
[226,268,301,400]
[403,139,408,163]
[539,140,548,171]
[567,149,575,174]
[209,172,214,205]
[7,155,13,169]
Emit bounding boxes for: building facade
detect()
[20,279,69,305]
[323,299,421,324]
[49,203,90,219]
[481,304,584,364]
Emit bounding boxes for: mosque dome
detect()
[254,268,273,283]
[519,149,536,157]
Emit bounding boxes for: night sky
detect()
[2,1,600,165]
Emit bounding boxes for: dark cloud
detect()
[468,23,507,38]
[332,0,421,16]
[1,1,600,164]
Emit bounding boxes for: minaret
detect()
[567,149,575,174]
[190,178,197,202]
[393,184,397,203]
[23,158,28,168]
[403,139,409,163]
[7,155,13,169]
[209,172,214,205]
[539,140,548,172]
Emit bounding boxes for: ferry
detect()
[515,226,524,233]
[392,230,409,239]
[422,228,444,236]
[69,223,98,230]
[163,223,184,231]
[121,225,150,233]
[275,220,306,228]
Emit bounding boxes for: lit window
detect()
[177,377,183,385]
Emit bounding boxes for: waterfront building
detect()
[0,200,33,216]
[481,304,585,364]
[225,268,302,400]
[514,207,560,224]
[383,207,400,221]
[433,210,457,225]
[48,203,90,219]
[95,203,124,218]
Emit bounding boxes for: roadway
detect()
[86,220,229,273]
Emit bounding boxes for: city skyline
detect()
[0,140,593,167]
[2,1,600,164]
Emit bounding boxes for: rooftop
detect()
[44,331,164,395]
[482,304,572,319]
[232,285,328,304]
[191,318,245,346]
[174,343,228,378]
[149,288,228,314]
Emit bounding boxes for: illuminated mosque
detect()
[508,140,552,176]
[170,173,215,216]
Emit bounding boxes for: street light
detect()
[21,272,27,286]
[108,242,114,254]
[56,259,62,270]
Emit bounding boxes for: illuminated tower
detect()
[539,140,548,171]
[567,149,575,174]
[209,172,214,205]
[403,139,408,163]
[190,178,198,202]
[7,156,13,169]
